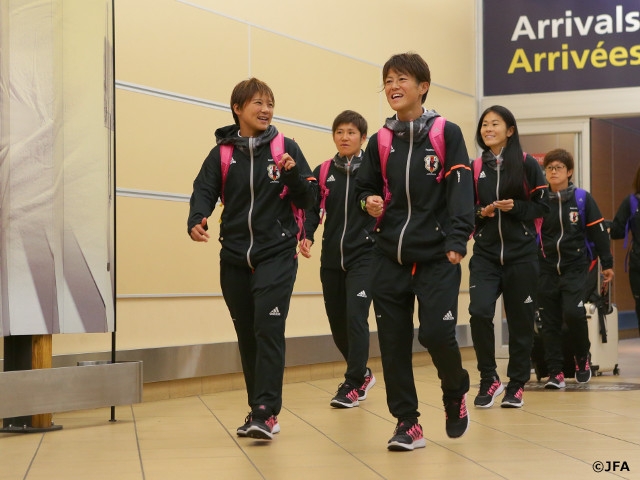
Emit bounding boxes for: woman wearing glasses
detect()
[538,149,613,389]
[468,105,548,409]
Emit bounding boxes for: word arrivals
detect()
[511,6,640,41]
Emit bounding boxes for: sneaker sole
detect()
[500,400,524,408]
[387,438,426,451]
[245,426,274,440]
[544,382,566,389]
[358,376,376,400]
[239,422,279,437]
[330,399,359,408]
[474,383,504,408]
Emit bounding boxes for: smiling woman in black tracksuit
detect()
[300,110,377,410]
[538,149,614,390]
[356,53,474,452]
[469,105,548,410]
[187,78,316,441]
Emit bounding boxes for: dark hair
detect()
[476,105,526,200]
[543,148,574,180]
[331,110,368,137]
[230,78,274,125]
[633,165,640,195]
[382,53,431,104]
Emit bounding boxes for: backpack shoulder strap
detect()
[377,127,393,182]
[319,159,332,189]
[575,188,587,228]
[624,193,639,249]
[575,187,597,261]
[318,159,332,224]
[270,133,306,243]
[219,144,234,204]
[429,116,446,182]
[375,127,394,230]
[270,132,285,165]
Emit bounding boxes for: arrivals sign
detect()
[483,0,640,95]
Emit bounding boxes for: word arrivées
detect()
[508,41,640,73]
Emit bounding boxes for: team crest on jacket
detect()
[267,164,281,181]
[424,155,440,175]
[569,211,579,224]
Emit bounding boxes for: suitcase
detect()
[584,264,620,376]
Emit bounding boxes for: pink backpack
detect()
[375,116,446,228]
[317,159,333,224]
[219,133,306,241]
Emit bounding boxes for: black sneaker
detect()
[330,382,360,408]
[575,355,592,383]
[236,412,252,437]
[544,372,566,389]
[357,368,376,400]
[501,382,524,408]
[237,412,281,437]
[444,394,469,438]
[245,406,280,440]
[474,376,504,408]
[387,419,426,451]
[245,415,280,440]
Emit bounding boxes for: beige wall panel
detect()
[251,31,381,129]
[53,332,112,356]
[269,122,333,170]
[117,196,220,294]
[185,0,476,94]
[427,87,478,158]
[116,90,228,193]
[115,297,237,348]
[458,293,471,326]
[295,224,323,293]
[115,0,248,100]
[116,195,327,296]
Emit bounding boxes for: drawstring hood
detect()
[548,183,577,203]
[384,108,440,144]
[333,150,365,175]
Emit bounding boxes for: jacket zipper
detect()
[246,137,256,269]
[397,122,414,265]
[340,160,351,271]
[555,195,564,275]
[496,153,505,265]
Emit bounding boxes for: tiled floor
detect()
[2,339,640,480]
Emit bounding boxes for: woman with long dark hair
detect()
[468,105,548,408]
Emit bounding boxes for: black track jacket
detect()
[187,125,317,268]
[304,154,375,271]
[355,117,474,265]
[539,184,613,274]
[472,154,548,265]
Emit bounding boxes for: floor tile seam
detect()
[131,404,149,479]
[21,432,45,479]
[520,408,640,448]
[196,395,267,480]
[281,401,389,479]
[460,408,636,470]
